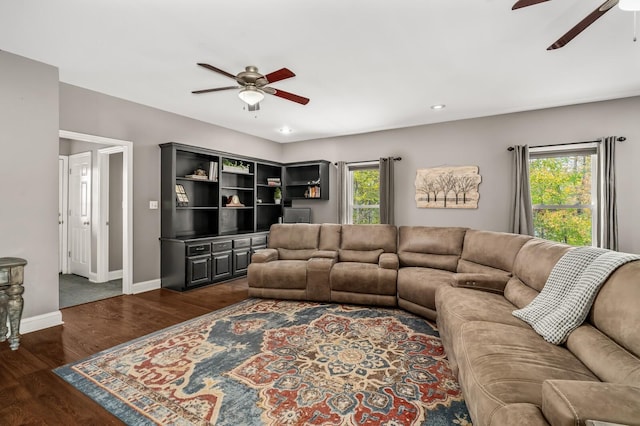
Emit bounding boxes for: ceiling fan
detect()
[192,64,310,111]
[513,0,640,50]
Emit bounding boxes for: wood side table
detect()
[0,257,27,350]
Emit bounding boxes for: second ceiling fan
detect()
[513,0,636,50]
[192,64,310,111]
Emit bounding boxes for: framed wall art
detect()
[415,166,482,209]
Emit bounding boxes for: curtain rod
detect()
[507,136,626,151]
[333,157,402,165]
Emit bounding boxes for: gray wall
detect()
[0,52,59,318]
[282,96,640,255]
[59,83,284,283]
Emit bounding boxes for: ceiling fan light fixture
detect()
[619,0,640,11]
[238,87,264,106]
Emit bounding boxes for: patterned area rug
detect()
[55,299,471,425]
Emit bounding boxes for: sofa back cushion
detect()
[319,223,342,251]
[565,260,640,385]
[458,230,531,275]
[397,226,466,272]
[339,225,396,263]
[268,224,321,260]
[512,238,572,292]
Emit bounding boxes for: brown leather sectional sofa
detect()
[247,223,640,426]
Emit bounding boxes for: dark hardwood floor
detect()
[0,278,250,425]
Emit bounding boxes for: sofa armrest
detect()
[542,380,640,426]
[452,273,510,294]
[251,248,278,263]
[311,250,338,260]
[379,253,399,270]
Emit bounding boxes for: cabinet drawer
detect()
[233,238,251,248]
[187,243,211,256]
[212,241,232,252]
[251,235,267,246]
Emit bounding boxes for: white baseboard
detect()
[132,278,161,294]
[108,269,123,281]
[88,272,98,283]
[20,310,64,334]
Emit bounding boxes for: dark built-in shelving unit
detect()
[159,142,329,291]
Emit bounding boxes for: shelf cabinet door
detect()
[212,251,232,281]
[233,249,251,275]
[186,255,212,287]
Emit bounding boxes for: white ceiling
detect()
[1,0,639,143]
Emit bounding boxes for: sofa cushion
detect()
[460,229,531,274]
[319,223,342,251]
[397,226,466,272]
[278,248,317,260]
[587,260,640,361]
[338,248,384,263]
[397,267,455,311]
[340,224,397,253]
[512,238,572,292]
[435,285,531,372]
[268,223,321,250]
[330,262,396,296]
[248,260,307,289]
[456,321,598,426]
[541,380,640,426]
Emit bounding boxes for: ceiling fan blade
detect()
[264,68,296,84]
[197,63,237,80]
[269,88,310,105]
[547,0,618,50]
[512,0,550,10]
[192,86,239,94]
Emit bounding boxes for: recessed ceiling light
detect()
[430,104,446,110]
[279,126,293,134]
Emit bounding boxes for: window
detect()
[529,145,598,246]
[348,162,380,224]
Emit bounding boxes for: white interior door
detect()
[58,156,69,273]
[69,152,92,278]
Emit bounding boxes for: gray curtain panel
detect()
[597,136,618,250]
[336,161,349,224]
[379,158,395,225]
[511,145,534,236]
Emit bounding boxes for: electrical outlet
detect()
[149,200,159,210]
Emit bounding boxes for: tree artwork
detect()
[415,166,481,209]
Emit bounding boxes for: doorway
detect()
[58,130,133,308]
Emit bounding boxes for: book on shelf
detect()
[305,185,320,198]
[175,184,189,206]
[267,177,281,186]
[209,161,218,181]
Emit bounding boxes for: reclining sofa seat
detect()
[329,224,398,307]
[396,226,467,320]
[437,236,640,426]
[248,223,323,300]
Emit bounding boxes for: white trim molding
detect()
[20,311,64,334]
[108,269,123,281]
[59,130,134,296]
[132,279,161,294]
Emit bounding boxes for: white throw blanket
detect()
[513,246,640,344]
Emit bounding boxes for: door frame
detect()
[59,155,69,274]
[60,130,134,295]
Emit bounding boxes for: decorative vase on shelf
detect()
[274,187,282,205]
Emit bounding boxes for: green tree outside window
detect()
[529,154,595,246]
